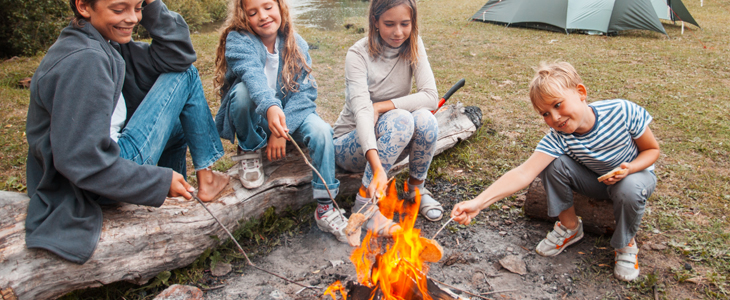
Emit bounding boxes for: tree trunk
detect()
[523,177,616,235]
[0,104,481,300]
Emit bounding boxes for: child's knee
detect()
[385,109,415,135]
[541,155,572,178]
[305,118,334,144]
[609,181,650,210]
[412,109,438,134]
[229,83,255,112]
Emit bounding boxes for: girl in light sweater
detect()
[333,0,442,235]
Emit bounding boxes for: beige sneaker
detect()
[315,208,348,243]
[535,218,583,257]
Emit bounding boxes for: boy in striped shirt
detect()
[451,61,659,282]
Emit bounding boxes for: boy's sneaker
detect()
[315,204,348,243]
[535,218,584,257]
[614,240,640,282]
[233,148,265,189]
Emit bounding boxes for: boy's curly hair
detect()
[529,61,583,111]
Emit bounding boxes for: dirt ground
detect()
[203,178,694,300]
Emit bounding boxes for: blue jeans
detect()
[227,82,340,199]
[334,109,438,188]
[117,66,224,177]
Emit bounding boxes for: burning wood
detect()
[326,180,455,300]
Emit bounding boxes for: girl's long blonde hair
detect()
[214,0,311,98]
[367,0,419,66]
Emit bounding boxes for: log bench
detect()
[0,103,481,300]
[523,177,616,235]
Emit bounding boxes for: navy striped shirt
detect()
[535,99,653,175]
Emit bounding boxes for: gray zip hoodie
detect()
[25,0,196,264]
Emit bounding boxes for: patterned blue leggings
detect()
[334,109,438,188]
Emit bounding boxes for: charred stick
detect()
[193,194,318,290]
[429,278,491,300]
[286,132,344,222]
[481,289,517,295]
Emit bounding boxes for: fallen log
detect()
[0,103,481,300]
[523,177,616,235]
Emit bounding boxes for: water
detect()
[198,0,369,33]
[289,0,370,30]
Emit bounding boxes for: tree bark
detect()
[523,177,616,235]
[0,104,481,300]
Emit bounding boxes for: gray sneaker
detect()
[535,218,583,257]
[233,149,264,189]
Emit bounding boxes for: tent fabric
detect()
[652,0,700,28]
[471,0,696,35]
[608,0,666,34]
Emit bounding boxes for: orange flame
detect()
[326,177,436,300]
[323,280,347,300]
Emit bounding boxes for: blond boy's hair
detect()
[529,61,583,111]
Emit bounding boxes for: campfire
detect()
[324,181,461,300]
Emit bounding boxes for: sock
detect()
[316,202,333,219]
[407,182,425,194]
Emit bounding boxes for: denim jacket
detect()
[215,31,318,143]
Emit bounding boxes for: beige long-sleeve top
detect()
[333,36,438,154]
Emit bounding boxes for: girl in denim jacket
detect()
[214,0,347,242]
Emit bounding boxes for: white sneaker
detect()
[315,207,348,243]
[233,149,264,189]
[614,241,640,282]
[535,218,584,257]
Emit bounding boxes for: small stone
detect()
[506,247,514,252]
[641,243,652,251]
[330,260,344,267]
[684,263,692,271]
[153,285,203,300]
[651,243,667,250]
[499,231,507,236]
[652,229,661,234]
[491,95,502,101]
[211,262,232,277]
[254,286,293,300]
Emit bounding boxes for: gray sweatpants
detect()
[539,155,656,249]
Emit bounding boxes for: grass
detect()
[2,0,729,298]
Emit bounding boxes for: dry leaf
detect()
[686,277,705,284]
[499,255,527,275]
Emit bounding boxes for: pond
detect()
[289,0,370,30]
[199,0,370,33]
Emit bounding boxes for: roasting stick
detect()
[431,217,454,240]
[286,132,345,222]
[193,194,318,290]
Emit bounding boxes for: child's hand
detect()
[451,199,483,225]
[368,166,388,199]
[267,135,287,161]
[168,171,194,200]
[601,163,631,185]
[266,106,289,140]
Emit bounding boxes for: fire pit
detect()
[324,181,465,300]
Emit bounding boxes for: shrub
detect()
[0,0,70,58]
[0,0,228,58]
